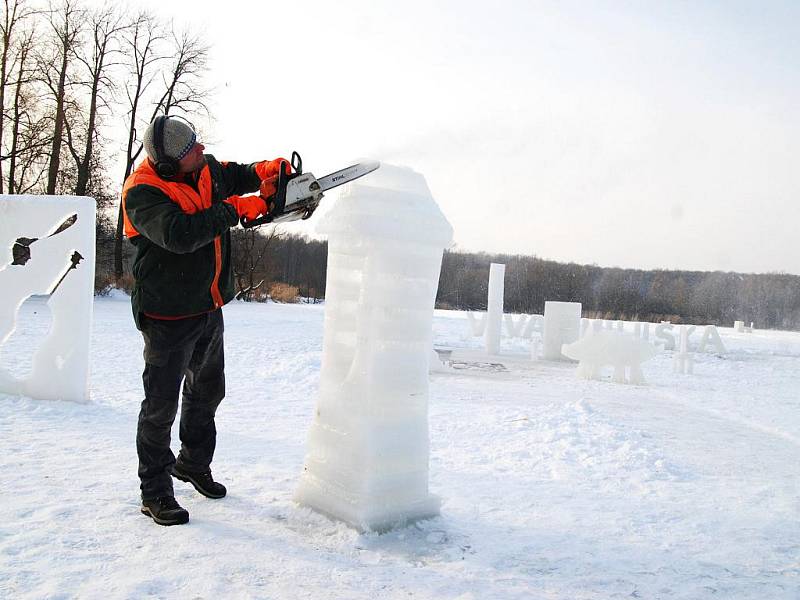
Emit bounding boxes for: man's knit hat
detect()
[143,116,197,163]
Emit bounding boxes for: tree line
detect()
[225,229,800,331]
[437,251,800,330]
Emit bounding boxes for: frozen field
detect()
[1,294,798,599]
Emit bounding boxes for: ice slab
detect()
[543,301,581,360]
[0,195,95,402]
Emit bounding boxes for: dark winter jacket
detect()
[122,155,261,328]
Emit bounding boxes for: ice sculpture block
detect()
[294,163,452,531]
[484,262,505,354]
[543,301,581,360]
[0,195,95,402]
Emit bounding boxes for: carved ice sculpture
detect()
[673,325,694,374]
[698,325,726,354]
[485,262,505,355]
[294,163,452,532]
[562,329,658,384]
[633,322,651,340]
[522,314,544,339]
[0,195,95,402]
[504,313,528,338]
[542,301,581,360]
[466,311,487,336]
[654,323,676,350]
[581,318,592,337]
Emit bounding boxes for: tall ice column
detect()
[294,163,453,532]
[484,262,505,355]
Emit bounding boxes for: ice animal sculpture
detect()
[485,262,504,354]
[542,301,581,360]
[294,163,452,532]
[562,329,658,384]
[0,195,95,402]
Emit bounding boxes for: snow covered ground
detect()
[1,294,798,599]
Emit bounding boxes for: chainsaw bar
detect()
[317,160,380,192]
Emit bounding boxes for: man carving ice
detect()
[122,115,290,526]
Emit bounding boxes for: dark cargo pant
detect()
[136,309,225,500]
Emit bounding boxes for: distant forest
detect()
[436,251,800,330]
[103,231,800,331]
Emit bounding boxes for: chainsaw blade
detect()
[317,160,380,192]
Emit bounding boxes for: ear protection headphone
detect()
[152,115,179,180]
[152,114,198,179]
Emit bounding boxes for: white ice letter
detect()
[698,325,726,354]
[654,323,675,351]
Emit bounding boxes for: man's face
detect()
[178,141,207,174]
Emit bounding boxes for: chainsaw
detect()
[241,151,380,228]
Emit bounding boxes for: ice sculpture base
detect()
[295,477,440,533]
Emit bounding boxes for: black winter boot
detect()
[140,496,189,526]
[171,464,227,499]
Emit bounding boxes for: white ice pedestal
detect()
[484,263,505,355]
[0,195,95,402]
[542,301,582,360]
[294,163,452,532]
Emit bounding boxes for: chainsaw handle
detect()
[240,151,302,229]
[291,151,302,175]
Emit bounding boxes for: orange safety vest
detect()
[122,160,225,309]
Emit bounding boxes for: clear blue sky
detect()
[106,0,800,274]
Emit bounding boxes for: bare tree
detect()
[63,2,125,196]
[232,226,281,301]
[119,10,162,182]
[0,0,36,192]
[153,28,211,118]
[40,0,85,195]
[6,27,49,193]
